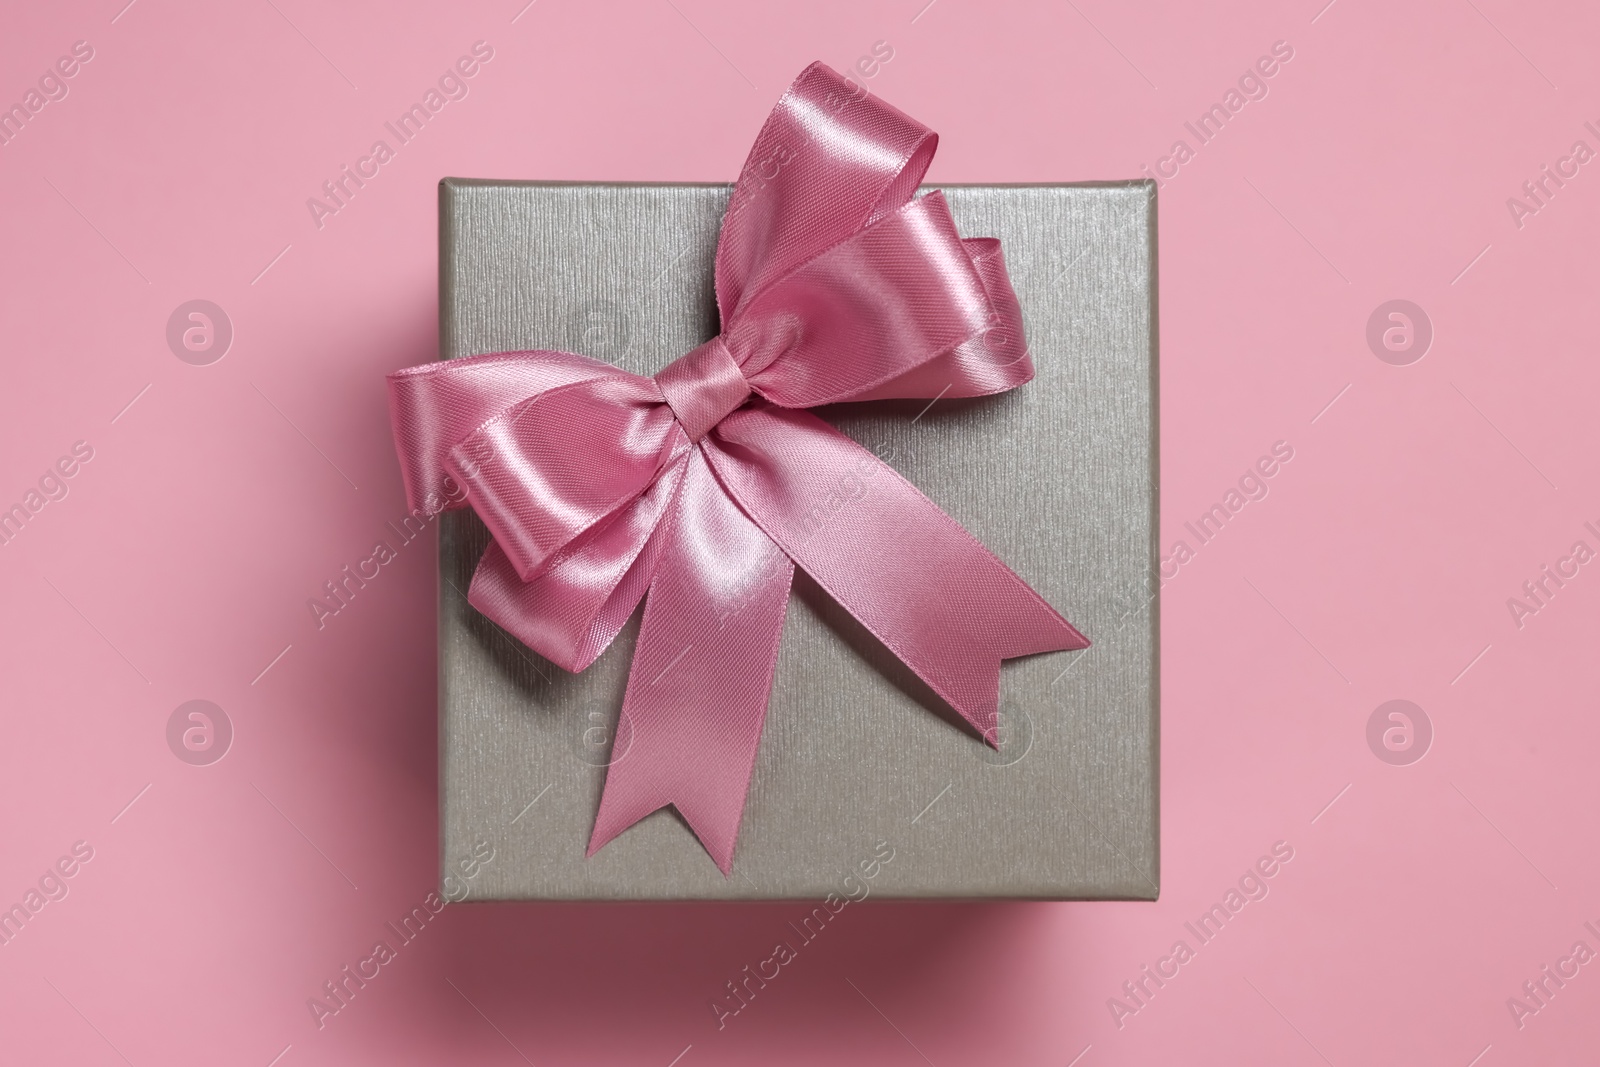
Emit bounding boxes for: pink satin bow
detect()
[387,62,1088,874]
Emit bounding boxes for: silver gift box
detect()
[436,179,1158,901]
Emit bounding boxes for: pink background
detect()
[2,0,1597,1063]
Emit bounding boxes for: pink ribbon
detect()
[387,62,1089,874]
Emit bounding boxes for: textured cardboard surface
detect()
[439,180,1157,900]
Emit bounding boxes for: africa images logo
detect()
[1140,40,1295,186]
[1107,841,1295,1028]
[0,40,94,148]
[305,42,494,230]
[0,441,95,549]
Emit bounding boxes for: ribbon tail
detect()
[587,448,794,875]
[703,405,1089,745]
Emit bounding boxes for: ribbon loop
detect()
[387,61,1090,874]
[388,350,621,517]
[728,191,998,407]
[448,374,679,582]
[715,63,939,321]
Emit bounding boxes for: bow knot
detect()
[654,337,751,441]
[387,62,1089,874]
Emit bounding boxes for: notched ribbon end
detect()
[966,617,1093,749]
[586,800,739,877]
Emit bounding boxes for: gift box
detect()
[433,177,1157,901]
